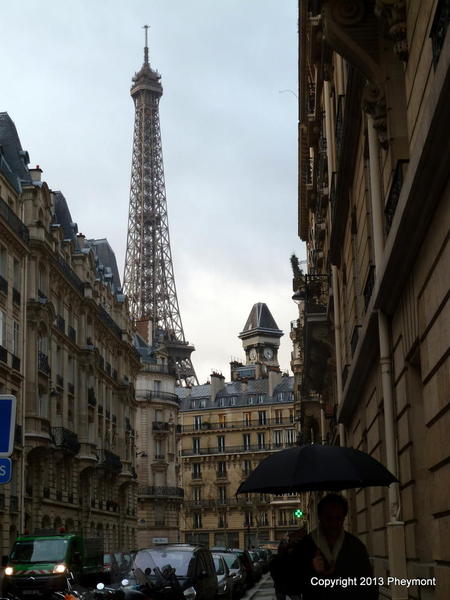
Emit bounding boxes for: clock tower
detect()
[239,302,283,368]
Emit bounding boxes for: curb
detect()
[247,574,273,600]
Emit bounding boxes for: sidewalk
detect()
[246,573,276,600]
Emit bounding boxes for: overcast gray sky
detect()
[2,0,305,383]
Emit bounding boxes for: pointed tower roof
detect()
[239,303,283,340]
[131,25,162,97]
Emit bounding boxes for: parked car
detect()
[247,551,262,582]
[212,554,233,600]
[102,552,121,583]
[210,548,254,590]
[113,551,131,578]
[134,545,218,600]
[212,551,247,598]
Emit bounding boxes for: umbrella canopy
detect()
[236,445,398,494]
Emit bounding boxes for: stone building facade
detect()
[0,113,141,555]
[179,304,303,547]
[297,2,449,599]
[133,324,184,548]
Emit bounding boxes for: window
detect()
[192,463,201,479]
[289,409,295,423]
[243,460,252,475]
[0,246,6,277]
[217,462,227,478]
[13,258,20,291]
[194,415,202,430]
[0,310,6,347]
[260,512,268,526]
[243,434,251,451]
[244,412,252,426]
[218,511,227,528]
[257,394,265,404]
[257,433,265,449]
[12,321,19,357]
[258,411,267,425]
[193,513,202,529]
[218,485,227,503]
[155,439,164,459]
[218,414,226,428]
[275,410,283,424]
[217,436,225,453]
[199,399,206,408]
[285,429,296,444]
[193,487,202,503]
[218,397,225,407]
[192,437,200,454]
[230,397,236,406]
[245,511,253,526]
[274,430,283,448]
[248,396,254,405]
[154,380,161,392]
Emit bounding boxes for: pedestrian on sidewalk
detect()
[289,494,378,599]
[269,527,307,600]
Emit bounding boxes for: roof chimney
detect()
[210,371,225,402]
[29,165,42,182]
[268,367,282,396]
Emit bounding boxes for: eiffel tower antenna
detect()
[123,27,198,386]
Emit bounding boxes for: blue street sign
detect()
[0,458,12,484]
[0,395,17,457]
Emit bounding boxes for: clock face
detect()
[263,347,274,360]
[249,349,257,360]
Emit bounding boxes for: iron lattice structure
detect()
[123,30,198,385]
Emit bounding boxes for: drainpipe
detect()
[367,114,407,600]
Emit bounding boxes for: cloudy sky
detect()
[2,0,305,383]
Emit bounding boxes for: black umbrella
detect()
[236,445,398,494]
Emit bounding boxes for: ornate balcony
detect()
[96,449,122,473]
[51,427,80,455]
[38,351,51,375]
[137,486,184,499]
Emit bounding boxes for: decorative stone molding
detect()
[362,82,389,149]
[375,0,408,61]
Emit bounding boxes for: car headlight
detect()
[53,564,67,574]
[4,567,14,576]
[183,586,196,600]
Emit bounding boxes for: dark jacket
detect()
[288,532,378,599]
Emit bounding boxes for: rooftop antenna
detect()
[143,24,149,64]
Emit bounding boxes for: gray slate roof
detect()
[177,375,294,411]
[86,238,122,292]
[239,303,283,339]
[0,112,31,193]
[53,191,78,241]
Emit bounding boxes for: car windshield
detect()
[135,549,194,578]
[10,539,69,564]
[221,554,240,569]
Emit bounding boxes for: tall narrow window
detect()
[0,310,6,348]
[192,437,200,454]
[13,321,20,357]
[194,415,202,430]
[257,432,265,449]
[192,463,201,479]
[218,414,226,428]
[244,412,252,426]
[243,434,251,451]
[258,411,267,425]
[217,436,225,453]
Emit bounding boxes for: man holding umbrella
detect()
[289,494,378,599]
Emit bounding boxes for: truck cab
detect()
[2,533,102,598]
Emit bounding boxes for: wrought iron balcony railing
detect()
[181,441,297,457]
[385,159,409,234]
[96,449,122,473]
[137,486,184,499]
[182,416,295,433]
[0,195,29,242]
[145,390,180,404]
[304,274,329,314]
[38,351,51,375]
[51,427,81,454]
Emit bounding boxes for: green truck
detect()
[2,532,103,598]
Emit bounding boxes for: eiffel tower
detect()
[123,27,197,386]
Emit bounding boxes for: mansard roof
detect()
[177,375,294,410]
[86,238,122,292]
[0,112,31,193]
[53,191,78,242]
